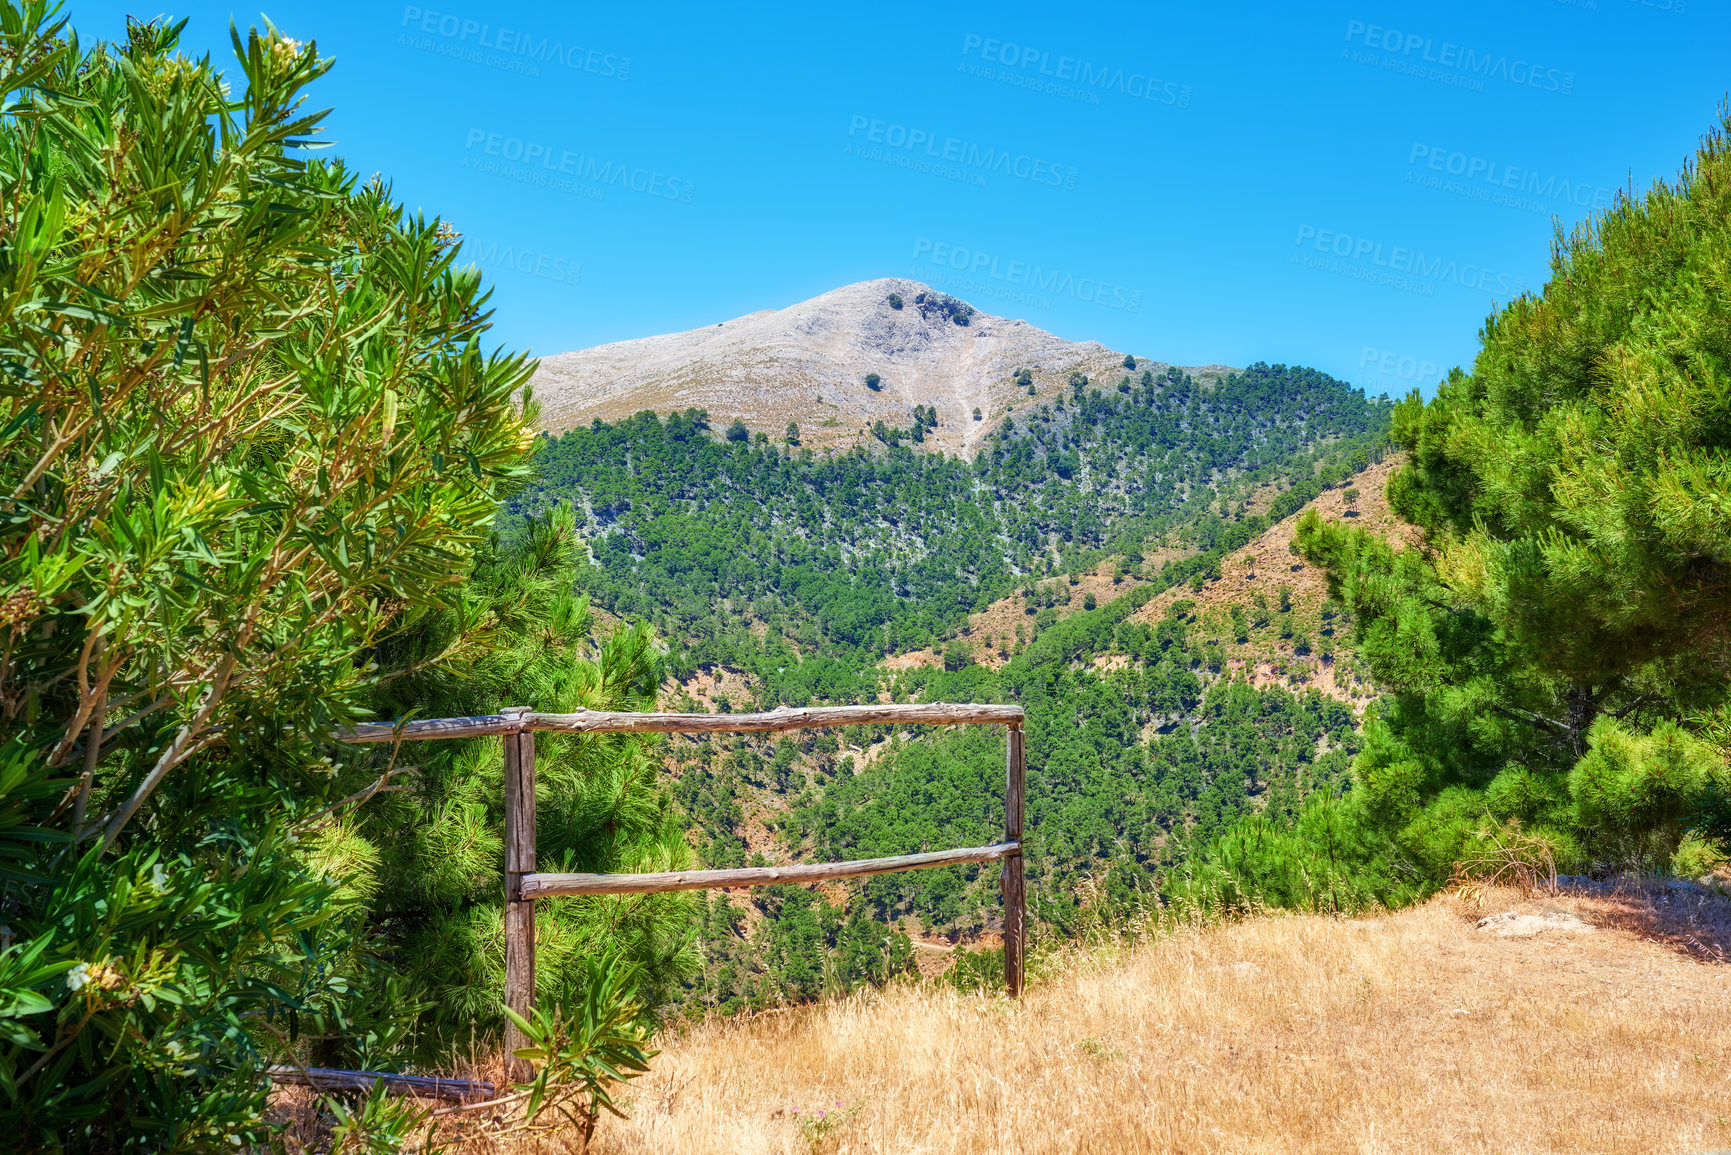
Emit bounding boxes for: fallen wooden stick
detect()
[266,1065,495,1102]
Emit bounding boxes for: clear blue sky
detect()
[78,0,1726,398]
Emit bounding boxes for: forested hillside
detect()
[510,363,1387,671]
[507,361,1393,1010]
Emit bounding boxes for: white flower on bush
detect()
[66,962,91,991]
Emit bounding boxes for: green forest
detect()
[1,6,1728,1150]
[508,361,1388,678]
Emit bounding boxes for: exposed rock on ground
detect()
[1475,910,1596,937]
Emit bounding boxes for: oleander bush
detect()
[0,7,677,1146]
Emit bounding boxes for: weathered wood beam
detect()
[266,1066,495,1102]
[523,703,1025,734]
[336,704,1025,744]
[1003,724,1026,998]
[522,841,1021,898]
[335,714,517,744]
[501,708,535,1082]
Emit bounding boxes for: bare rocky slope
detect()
[530,277,1232,457]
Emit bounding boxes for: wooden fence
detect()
[337,702,1027,1072]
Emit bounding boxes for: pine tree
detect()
[357,511,701,1049]
[1297,110,1731,881]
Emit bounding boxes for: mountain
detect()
[505,284,1396,1009]
[509,361,1388,669]
[529,277,1232,456]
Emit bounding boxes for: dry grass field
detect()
[374,882,1731,1155]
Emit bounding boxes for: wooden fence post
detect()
[501,706,535,1080]
[1003,721,1025,998]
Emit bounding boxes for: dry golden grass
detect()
[568,886,1731,1155]
[280,885,1731,1154]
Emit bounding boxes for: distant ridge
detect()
[530,278,1233,457]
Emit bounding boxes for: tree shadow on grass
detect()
[1564,879,1731,964]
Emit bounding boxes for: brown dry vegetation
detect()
[374,884,1731,1155]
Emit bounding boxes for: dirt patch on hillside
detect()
[665,666,757,713]
[894,552,1183,672]
[1135,456,1414,629]
[1124,456,1419,703]
[1232,654,1371,707]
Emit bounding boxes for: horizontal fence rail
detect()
[335,701,1027,1079]
[523,841,1021,898]
[335,702,1026,743]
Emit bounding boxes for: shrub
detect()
[1569,719,1719,872]
[864,373,881,390]
[726,418,750,441]
[1122,354,1136,369]
[887,293,903,309]
[972,407,983,421]
[912,291,973,326]
[0,11,538,1143]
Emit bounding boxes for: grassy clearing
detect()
[593,890,1729,1154]
[332,882,1731,1154]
